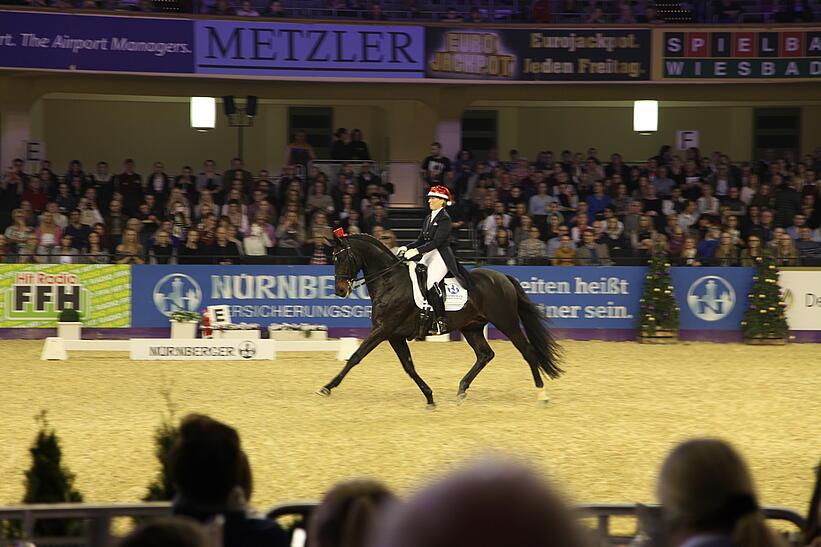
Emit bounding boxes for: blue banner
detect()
[131,265,373,328]
[0,11,194,73]
[671,267,755,330]
[194,21,425,78]
[489,266,645,328]
[130,265,756,331]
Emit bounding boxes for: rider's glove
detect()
[397,246,408,256]
[404,248,420,259]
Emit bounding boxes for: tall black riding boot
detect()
[426,286,447,335]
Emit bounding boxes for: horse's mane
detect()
[346,233,400,263]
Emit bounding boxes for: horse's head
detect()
[331,229,360,297]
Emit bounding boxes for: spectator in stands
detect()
[22,176,49,214]
[79,197,104,228]
[372,458,587,547]
[310,479,396,547]
[17,233,42,264]
[330,128,349,160]
[84,231,109,264]
[576,229,612,265]
[774,177,802,227]
[552,234,576,265]
[120,516,208,547]
[36,211,62,253]
[285,131,316,177]
[64,210,90,250]
[308,233,331,265]
[441,6,464,21]
[377,229,399,254]
[244,221,274,258]
[421,142,452,193]
[513,215,535,246]
[150,230,176,264]
[212,226,241,265]
[235,0,260,15]
[740,235,766,266]
[586,4,607,22]
[276,211,305,261]
[210,0,234,15]
[657,438,788,547]
[713,232,739,266]
[487,228,516,265]
[115,228,145,264]
[4,209,32,254]
[116,159,143,215]
[614,2,637,22]
[146,161,169,199]
[773,232,799,266]
[677,236,702,266]
[55,182,78,215]
[266,0,286,16]
[696,225,721,262]
[50,234,79,264]
[197,160,222,194]
[170,414,290,547]
[363,1,389,19]
[177,229,205,264]
[517,226,548,265]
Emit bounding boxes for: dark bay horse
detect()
[317,234,563,407]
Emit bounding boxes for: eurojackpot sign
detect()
[660,28,821,79]
[425,28,651,81]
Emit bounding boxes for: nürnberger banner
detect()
[130,338,273,360]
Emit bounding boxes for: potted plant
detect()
[57,307,82,340]
[169,310,200,339]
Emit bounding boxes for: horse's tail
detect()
[506,274,564,379]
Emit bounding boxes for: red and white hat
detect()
[427,185,453,206]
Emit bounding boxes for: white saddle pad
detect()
[407,262,468,312]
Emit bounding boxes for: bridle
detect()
[333,242,404,294]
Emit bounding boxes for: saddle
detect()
[407,263,469,341]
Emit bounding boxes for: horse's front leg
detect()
[389,336,435,408]
[317,326,386,396]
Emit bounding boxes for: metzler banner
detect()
[425,28,651,81]
[0,264,131,327]
[194,21,424,77]
[0,11,194,73]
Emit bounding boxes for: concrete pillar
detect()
[0,109,32,170]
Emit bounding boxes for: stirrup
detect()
[430,318,448,336]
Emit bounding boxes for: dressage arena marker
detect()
[40,337,361,361]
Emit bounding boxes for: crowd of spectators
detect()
[3,135,821,267]
[118,412,820,547]
[0,129,396,265]
[426,144,821,266]
[7,0,818,24]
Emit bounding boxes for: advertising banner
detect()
[780,269,821,330]
[660,29,821,79]
[0,264,130,327]
[131,265,373,328]
[130,338,273,360]
[425,28,651,81]
[0,11,194,73]
[670,267,755,330]
[194,21,425,78]
[488,266,645,328]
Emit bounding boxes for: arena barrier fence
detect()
[0,501,805,547]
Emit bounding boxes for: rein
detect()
[333,244,405,290]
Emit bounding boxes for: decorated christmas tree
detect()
[741,257,789,342]
[638,255,679,338]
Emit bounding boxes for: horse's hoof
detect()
[537,398,550,407]
[426,403,437,411]
[316,387,331,397]
[456,391,467,404]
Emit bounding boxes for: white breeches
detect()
[420,249,447,289]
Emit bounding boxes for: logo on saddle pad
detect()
[407,263,468,312]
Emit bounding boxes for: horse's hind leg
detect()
[495,323,549,403]
[457,326,495,401]
[389,336,435,408]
